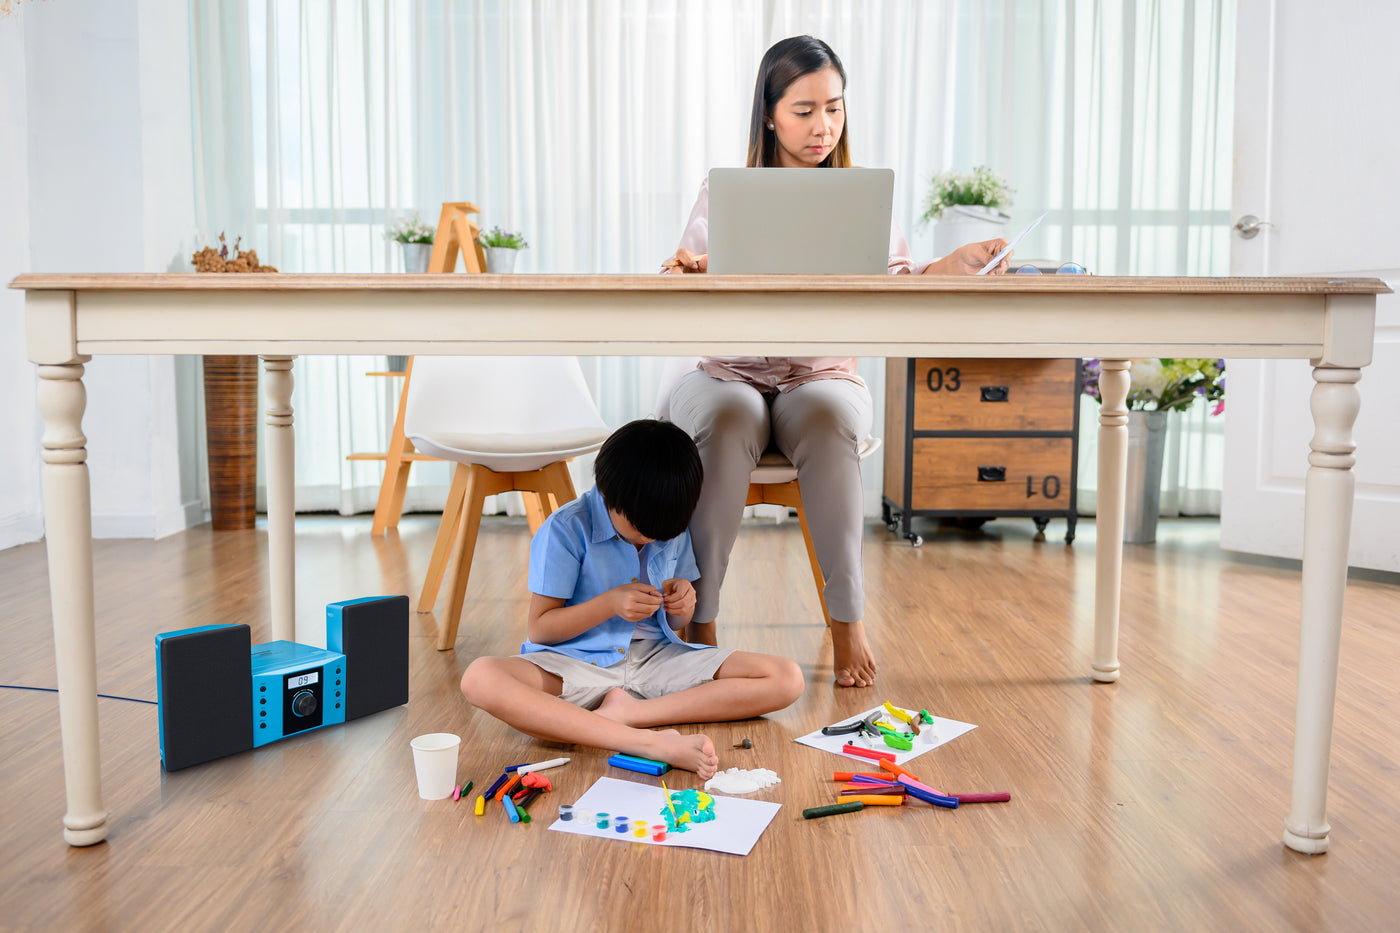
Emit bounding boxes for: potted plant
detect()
[476,226,529,273]
[917,166,1013,259]
[384,212,435,274]
[1081,358,1226,543]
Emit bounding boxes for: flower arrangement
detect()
[383,213,435,244]
[1081,358,1226,415]
[191,233,277,273]
[477,226,529,250]
[918,166,1014,228]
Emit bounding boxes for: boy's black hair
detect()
[594,419,703,542]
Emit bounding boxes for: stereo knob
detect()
[291,690,318,718]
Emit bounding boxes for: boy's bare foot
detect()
[595,687,643,725]
[642,729,719,780]
[831,619,877,687]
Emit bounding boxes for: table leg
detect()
[38,361,109,846]
[261,356,297,643]
[1283,364,1361,854]
[1092,360,1130,683]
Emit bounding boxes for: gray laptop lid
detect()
[707,167,894,274]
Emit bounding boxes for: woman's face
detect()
[769,66,845,167]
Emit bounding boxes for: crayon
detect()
[842,743,896,763]
[841,794,904,806]
[474,795,485,816]
[502,795,521,823]
[495,773,523,801]
[482,772,511,799]
[952,792,1012,804]
[803,801,865,819]
[832,771,889,783]
[516,757,571,775]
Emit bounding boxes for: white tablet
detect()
[706,167,894,274]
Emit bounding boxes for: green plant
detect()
[917,166,1013,228]
[477,226,529,250]
[1081,358,1226,415]
[383,213,435,244]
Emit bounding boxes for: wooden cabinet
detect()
[882,358,1081,544]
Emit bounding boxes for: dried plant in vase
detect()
[191,233,278,273]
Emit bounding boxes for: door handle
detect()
[1233,215,1275,239]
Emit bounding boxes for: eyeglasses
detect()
[1015,262,1087,275]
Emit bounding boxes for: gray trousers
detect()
[669,369,874,625]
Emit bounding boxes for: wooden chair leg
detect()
[523,492,546,535]
[417,464,470,612]
[436,465,512,650]
[372,359,417,535]
[754,479,832,626]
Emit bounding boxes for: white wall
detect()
[1,0,203,551]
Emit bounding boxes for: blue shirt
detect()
[523,486,707,667]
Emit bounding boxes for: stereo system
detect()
[155,595,409,771]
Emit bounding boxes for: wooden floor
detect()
[1,512,1396,932]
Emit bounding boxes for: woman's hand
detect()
[663,248,708,273]
[923,238,1011,276]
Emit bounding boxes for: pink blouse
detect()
[663,177,930,393]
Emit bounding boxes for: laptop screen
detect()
[706,167,894,274]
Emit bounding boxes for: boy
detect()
[460,419,804,779]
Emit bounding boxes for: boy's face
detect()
[607,508,654,548]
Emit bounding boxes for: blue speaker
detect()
[155,595,409,771]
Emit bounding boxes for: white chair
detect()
[406,356,612,650]
[653,357,881,626]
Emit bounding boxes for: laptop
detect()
[706,167,894,274]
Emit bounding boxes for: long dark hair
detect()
[746,36,851,168]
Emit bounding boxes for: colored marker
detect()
[516,757,571,775]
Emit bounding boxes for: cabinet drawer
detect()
[911,359,1077,432]
[908,437,1074,510]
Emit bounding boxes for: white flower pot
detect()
[1123,409,1169,543]
[485,246,519,274]
[931,204,1011,260]
[400,241,432,274]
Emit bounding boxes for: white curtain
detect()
[190,0,1236,519]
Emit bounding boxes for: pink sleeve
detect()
[888,218,930,275]
[660,179,710,273]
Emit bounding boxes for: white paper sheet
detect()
[547,776,781,856]
[793,705,977,767]
[976,211,1048,274]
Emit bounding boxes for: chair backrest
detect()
[404,356,607,448]
[651,356,703,422]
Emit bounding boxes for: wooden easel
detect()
[351,202,488,535]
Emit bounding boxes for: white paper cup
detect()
[410,733,461,800]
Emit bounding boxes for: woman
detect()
[664,35,1010,688]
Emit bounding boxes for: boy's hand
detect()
[661,578,696,622]
[609,583,663,622]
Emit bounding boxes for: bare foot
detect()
[595,687,643,726]
[641,729,719,780]
[831,619,877,687]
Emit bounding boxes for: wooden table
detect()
[13,272,1387,853]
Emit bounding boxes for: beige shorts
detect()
[521,637,734,710]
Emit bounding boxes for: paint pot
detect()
[594,811,610,830]
[614,815,630,833]
[633,820,648,837]
[651,824,668,842]
[557,804,574,822]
